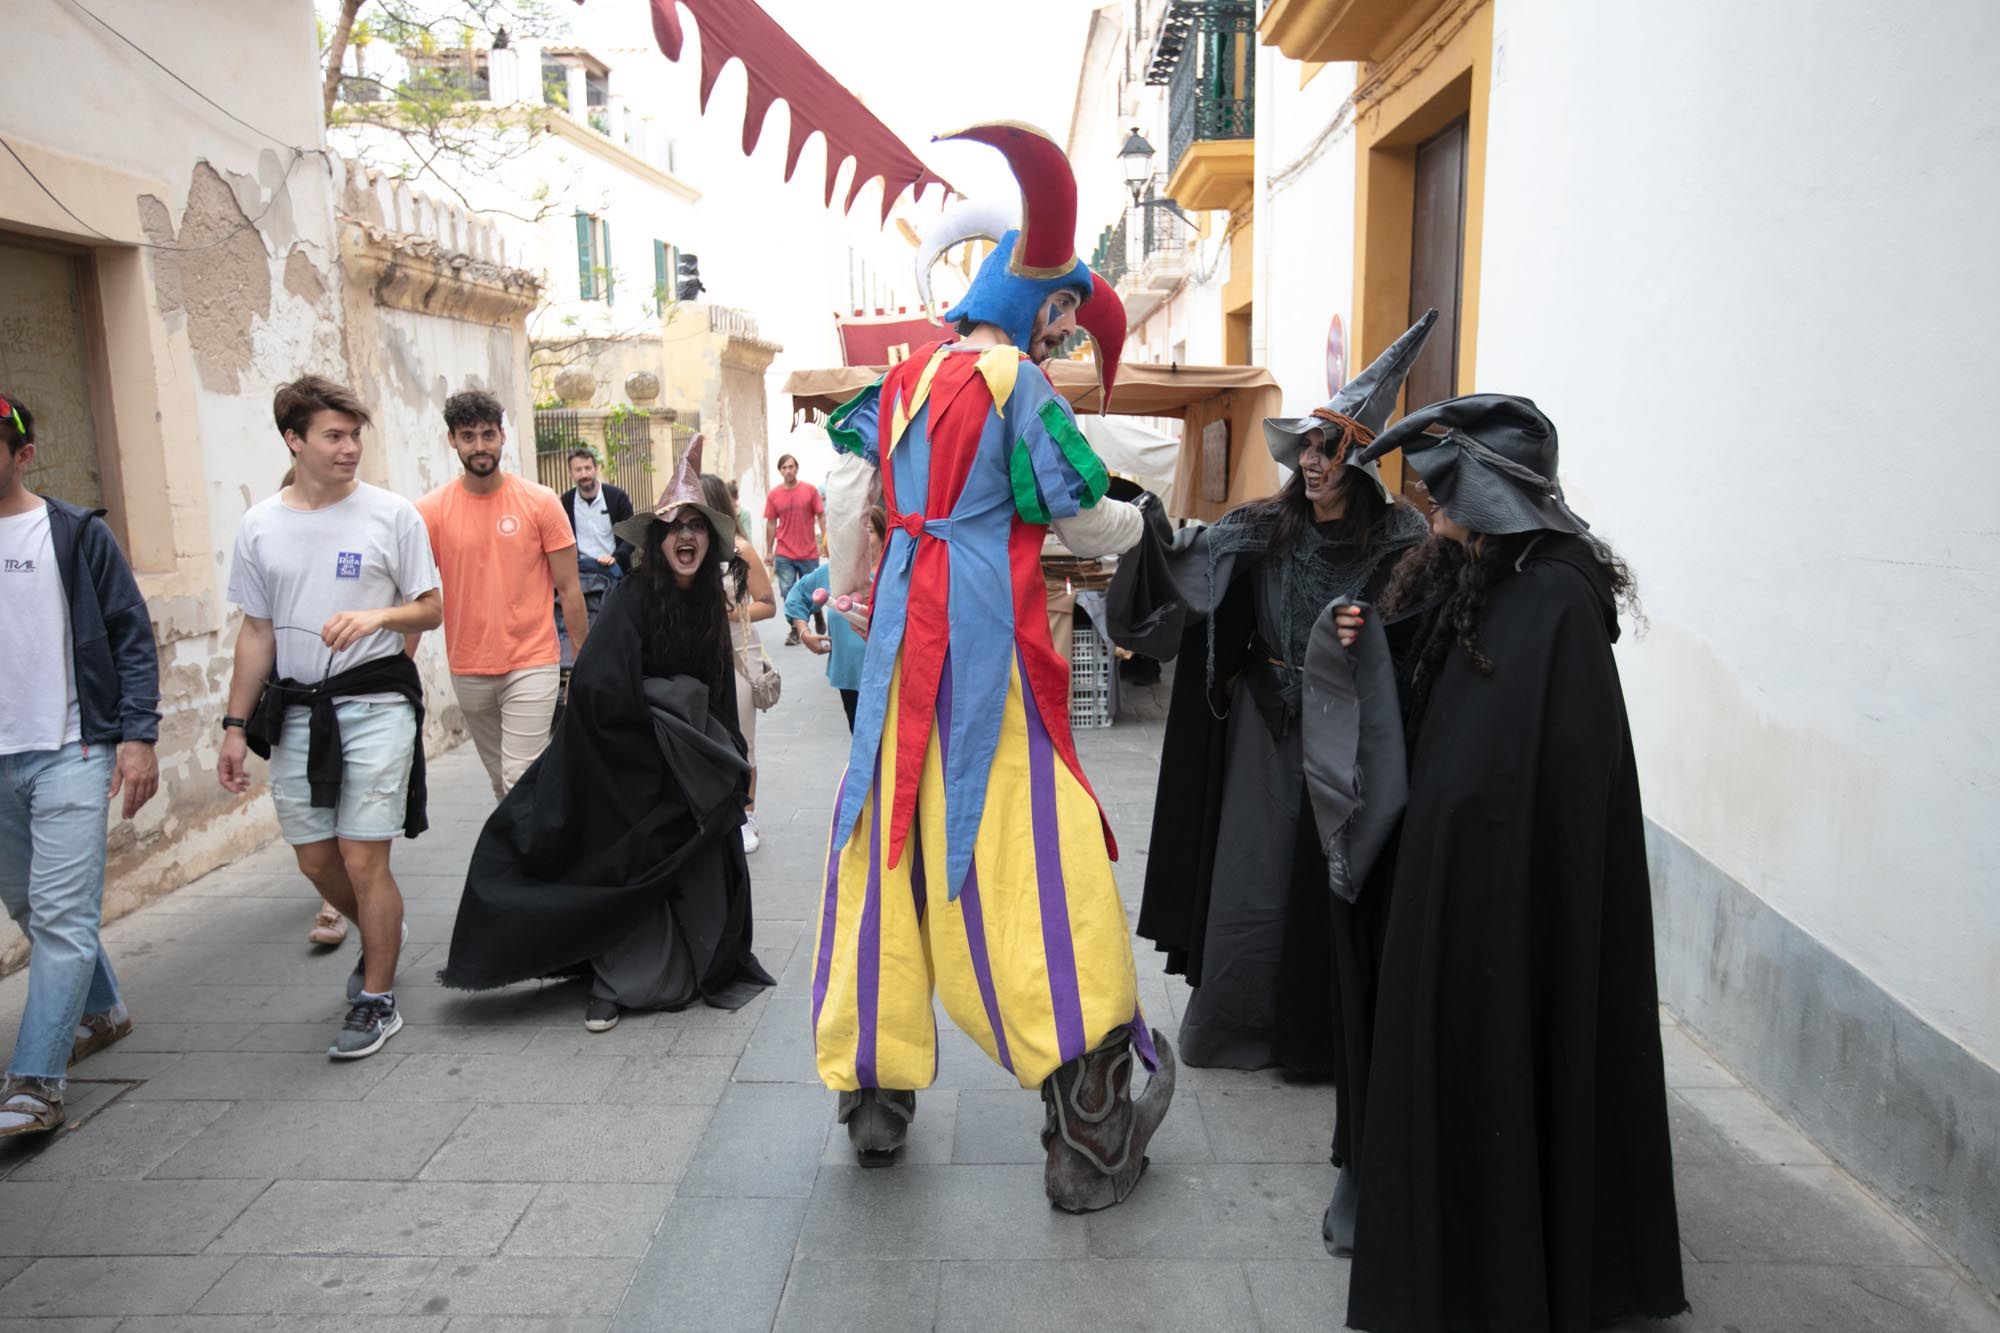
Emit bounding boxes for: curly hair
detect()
[634,516,731,684]
[1381,528,1641,722]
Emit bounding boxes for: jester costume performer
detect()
[810,123,1174,1212]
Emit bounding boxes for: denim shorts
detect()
[268,698,416,845]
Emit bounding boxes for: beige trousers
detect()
[452,664,560,800]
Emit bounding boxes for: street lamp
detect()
[1117,127,1195,225]
[1118,127,1155,206]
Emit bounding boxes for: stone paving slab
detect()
[1,635,1996,1329]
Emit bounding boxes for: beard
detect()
[461,453,498,476]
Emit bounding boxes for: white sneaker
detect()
[742,812,761,854]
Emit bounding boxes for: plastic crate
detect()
[1069,623,1114,729]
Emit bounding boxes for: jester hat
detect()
[918,122,1125,408]
[1262,308,1438,501]
[612,433,736,557]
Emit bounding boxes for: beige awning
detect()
[781,359,1282,521]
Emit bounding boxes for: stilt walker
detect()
[809,122,1175,1211]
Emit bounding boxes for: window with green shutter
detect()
[600,217,613,305]
[576,211,596,300]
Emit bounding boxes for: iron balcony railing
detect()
[1153,0,1256,179]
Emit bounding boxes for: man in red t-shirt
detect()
[762,453,826,645]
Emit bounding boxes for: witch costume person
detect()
[1105,311,1436,1088]
[438,438,774,1031]
[1341,395,1685,1332]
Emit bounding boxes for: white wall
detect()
[1475,0,2000,1062]
[1256,61,1360,411]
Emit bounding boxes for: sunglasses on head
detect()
[0,396,22,437]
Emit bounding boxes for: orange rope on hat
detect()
[1308,408,1375,464]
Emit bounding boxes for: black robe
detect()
[1108,497,1422,1185]
[1347,534,1685,1332]
[438,582,774,1008]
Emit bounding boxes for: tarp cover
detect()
[783,360,1283,521]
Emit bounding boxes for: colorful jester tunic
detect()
[810,340,1154,1092]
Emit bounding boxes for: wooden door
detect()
[1401,116,1467,506]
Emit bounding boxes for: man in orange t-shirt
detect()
[415,390,588,800]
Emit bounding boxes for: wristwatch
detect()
[220,715,248,732]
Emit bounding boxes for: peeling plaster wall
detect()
[2,5,541,976]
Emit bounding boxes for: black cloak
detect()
[1107,494,1422,1197]
[1347,533,1685,1332]
[438,581,773,1008]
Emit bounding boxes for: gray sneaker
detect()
[347,920,411,1003]
[328,996,402,1060]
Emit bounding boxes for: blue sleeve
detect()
[826,380,883,467]
[1004,369,1111,524]
[784,563,828,622]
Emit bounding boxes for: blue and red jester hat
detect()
[927,123,1125,408]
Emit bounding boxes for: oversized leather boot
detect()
[837,1088,916,1167]
[1039,1028,1177,1212]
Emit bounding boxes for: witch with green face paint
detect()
[1104,310,1441,1248]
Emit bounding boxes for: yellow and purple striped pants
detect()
[811,652,1149,1091]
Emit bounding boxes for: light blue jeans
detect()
[0,742,121,1081]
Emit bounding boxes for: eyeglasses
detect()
[661,514,708,536]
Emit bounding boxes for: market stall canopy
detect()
[783,360,1281,522]
[589,0,952,222]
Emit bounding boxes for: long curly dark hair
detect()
[634,516,731,684]
[1379,526,1638,726]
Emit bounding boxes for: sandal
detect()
[0,1075,64,1140]
[309,904,350,947]
[70,1011,134,1066]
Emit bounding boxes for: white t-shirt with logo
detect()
[226,482,439,689]
[0,502,83,755]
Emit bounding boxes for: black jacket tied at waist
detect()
[244,652,428,839]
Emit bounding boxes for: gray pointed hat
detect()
[1262,308,1439,499]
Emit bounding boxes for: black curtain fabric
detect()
[1348,534,1685,1332]
[438,583,771,1006]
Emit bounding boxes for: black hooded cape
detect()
[1348,533,1685,1332]
[438,581,773,1007]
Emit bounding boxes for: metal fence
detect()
[532,407,658,509]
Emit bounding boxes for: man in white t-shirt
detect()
[217,376,441,1061]
[0,392,161,1140]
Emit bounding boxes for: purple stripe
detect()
[937,658,1012,1073]
[1023,649,1087,1065]
[1127,1011,1159,1071]
[854,753,884,1088]
[910,826,928,924]
[958,863,1013,1074]
[810,769,850,1040]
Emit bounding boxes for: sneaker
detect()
[584,998,621,1033]
[348,920,412,1003]
[783,627,801,646]
[0,1075,64,1140]
[741,811,761,854]
[328,996,402,1060]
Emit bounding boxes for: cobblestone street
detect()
[1,629,1996,1331]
